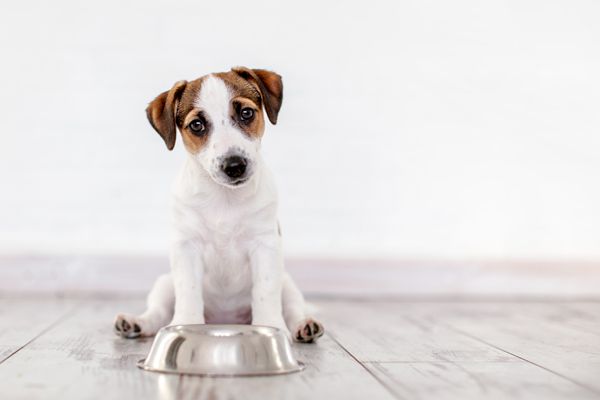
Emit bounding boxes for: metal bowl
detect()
[137,324,305,376]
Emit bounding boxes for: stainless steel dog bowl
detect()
[137,324,304,376]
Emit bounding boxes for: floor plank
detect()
[2,298,598,399]
[0,298,75,363]
[547,302,600,336]
[319,300,515,363]
[428,302,600,394]
[0,299,396,400]
[366,361,599,400]
[318,300,600,399]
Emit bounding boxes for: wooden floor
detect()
[1,297,599,399]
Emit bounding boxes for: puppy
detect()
[114,67,323,343]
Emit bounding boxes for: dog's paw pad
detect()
[294,319,324,343]
[114,314,142,339]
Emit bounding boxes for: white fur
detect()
[114,75,323,342]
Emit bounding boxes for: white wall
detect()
[0,0,599,260]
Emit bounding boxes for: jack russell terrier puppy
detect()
[114,67,324,343]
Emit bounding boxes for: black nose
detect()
[222,156,247,179]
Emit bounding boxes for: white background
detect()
[1,0,599,260]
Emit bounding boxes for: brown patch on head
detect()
[146,80,188,150]
[178,109,211,154]
[215,71,266,139]
[230,67,283,125]
[174,77,210,154]
[146,67,283,153]
[146,77,211,154]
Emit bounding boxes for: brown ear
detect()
[146,80,188,150]
[232,67,283,124]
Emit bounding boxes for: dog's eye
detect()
[188,119,205,135]
[240,108,254,121]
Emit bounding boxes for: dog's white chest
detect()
[193,206,256,323]
[199,232,253,323]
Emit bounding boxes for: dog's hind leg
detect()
[114,273,174,339]
[282,272,324,343]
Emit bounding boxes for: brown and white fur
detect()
[113,67,323,343]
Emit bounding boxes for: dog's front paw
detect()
[294,319,324,343]
[114,313,143,339]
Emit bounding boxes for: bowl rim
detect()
[160,323,286,336]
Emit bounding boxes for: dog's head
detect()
[146,67,283,188]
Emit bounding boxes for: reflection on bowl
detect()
[138,324,304,377]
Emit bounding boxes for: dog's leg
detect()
[169,240,206,325]
[282,273,324,343]
[249,240,288,335]
[114,273,174,338]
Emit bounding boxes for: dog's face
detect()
[146,67,283,188]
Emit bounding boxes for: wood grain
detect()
[0,298,75,363]
[428,302,600,394]
[319,300,515,362]
[319,300,600,398]
[0,299,395,400]
[1,298,599,399]
[366,361,599,400]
